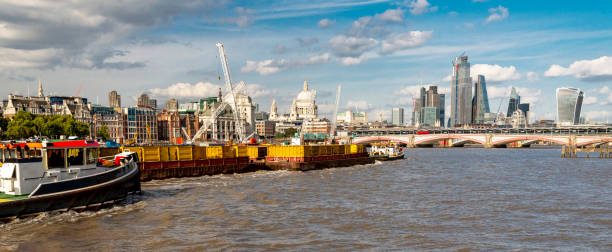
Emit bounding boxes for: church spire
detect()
[303,79,308,91]
[217,88,222,103]
[38,78,44,97]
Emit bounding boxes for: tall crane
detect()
[216,43,245,143]
[328,84,342,144]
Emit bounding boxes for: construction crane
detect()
[190,102,229,143]
[328,84,342,144]
[189,43,250,144]
[216,42,246,143]
[75,84,83,97]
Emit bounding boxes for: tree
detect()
[3,111,91,139]
[0,117,9,139]
[0,117,8,132]
[97,125,110,140]
[6,111,38,139]
[283,127,298,138]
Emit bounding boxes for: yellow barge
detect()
[100,144,372,181]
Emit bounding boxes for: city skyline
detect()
[1,1,612,122]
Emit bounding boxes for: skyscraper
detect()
[392,107,404,126]
[518,103,530,123]
[412,86,445,127]
[137,94,149,107]
[556,87,584,126]
[148,99,157,109]
[165,98,178,112]
[472,75,490,124]
[507,87,520,117]
[109,90,121,108]
[439,94,445,127]
[451,55,472,127]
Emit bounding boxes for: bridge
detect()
[349,127,612,148]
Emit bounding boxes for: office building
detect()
[506,87,520,117]
[148,99,157,110]
[472,75,490,124]
[450,55,472,126]
[137,94,150,107]
[126,106,158,144]
[165,98,178,112]
[108,90,121,108]
[556,87,584,126]
[412,86,445,127]
[392,107,404,126]
[256,121,276,137]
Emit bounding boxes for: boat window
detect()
[48,149,66,168]
[86,148,98,164]
[67,148,84,166]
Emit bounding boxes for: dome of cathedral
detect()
[296,90,314,102]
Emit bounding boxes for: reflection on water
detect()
[0,149,610,251]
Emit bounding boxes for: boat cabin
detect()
[369,142,402,157]
[0,140,106,196]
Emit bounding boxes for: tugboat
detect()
[0,140,141,219]
[369,142,405,161]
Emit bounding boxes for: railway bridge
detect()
[352,134,612,148]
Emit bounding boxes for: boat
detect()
[369,142,405,161]
[0,140,141,219]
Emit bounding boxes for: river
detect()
[0,148,610,251]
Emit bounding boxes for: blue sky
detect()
[1,0,612,122]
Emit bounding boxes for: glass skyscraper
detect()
[392,107,404,126]
[472,75,490,124]
[506,87,520,117]
[450,56,472,127]
[556,87,584,126]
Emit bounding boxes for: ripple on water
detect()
[1,148,610,251]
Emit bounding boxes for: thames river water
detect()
[1,148,610,251]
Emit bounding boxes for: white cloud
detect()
[380,31,433,54]
[526,71,539,81]
[346,100,372,111]
[399,85,450,97]
[599,86,611,94]
[406,0,438,15]
[339,56,365,66]
[318,18,335,28]
[233,7,256,27]
[329,35,378,58]
[583,110,611,121]
[471,64,521,82]
[0,0,224,70]
[242,59,287,75]
[368,108,391,122]
[544,56,612,82]
[150,82,221,98]
[485,5,509,23]
[375,9,405,23]
[241,53,330,75]
[583,96,598,105]
[487,86,541,104]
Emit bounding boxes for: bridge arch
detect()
[576,138,612,147]
[353,136,412,145]
[414,135,486,145]
[490,135,569,146]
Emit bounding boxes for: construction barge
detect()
[101,144,373,181]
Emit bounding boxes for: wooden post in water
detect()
[561,145,565,158]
